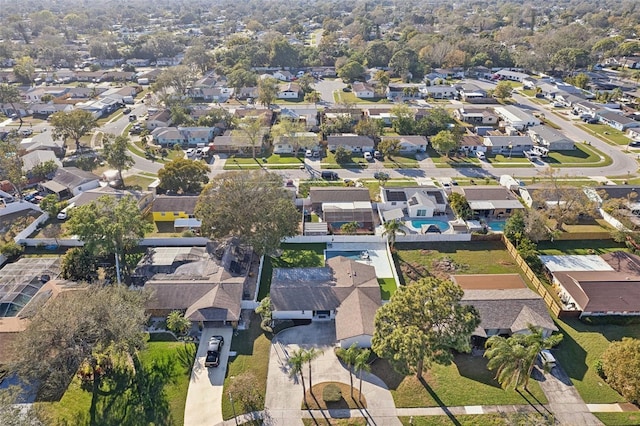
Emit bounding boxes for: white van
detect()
[539,349,557,369]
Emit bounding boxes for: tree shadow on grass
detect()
[452,354,503,390]
[418,377,462,426]
[175,342,197,376]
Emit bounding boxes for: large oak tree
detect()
[195,171,299,256]
[372,277,480,378]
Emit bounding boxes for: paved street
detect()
[184,326,234,426]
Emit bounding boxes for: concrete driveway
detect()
[184,326,234,426]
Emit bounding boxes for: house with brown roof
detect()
[308,187,375,234]
[327,134,374,153]
[146,110,173,130]
[143,242,256,326]
[270,256,382,348]
[548,251,640,317]
[452,186,524,219]
[453,274,558,343]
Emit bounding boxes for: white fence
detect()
[15,212,49,243]
[285,235,386,244]
[0,200,42,216]
[19,236,211,247]
[599,209,627,231]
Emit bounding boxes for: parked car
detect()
[305,149,313,157]
[321,171,339,180]
[123,108,132,114]
[205,335,224,368]
[186,148,195,156]
[629,141,640,147]
[475,151,486,160]
[19,129,33,136]
[363,152,373,161]
[128,115,137,122]
[374,150,382,159]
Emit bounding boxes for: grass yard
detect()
[322,151,369,169]
[334,91,389,104]
[394,241,519,284]
[427,148,480,169]
[545,144,612,168]
[378,277,398,300]
[257,243,326,300]
[372,354,547,408]
[578,124,631,146]
[124,174,156,189]
[399,413,551,425]
[382,154,420,169]
[545,217,613,235]
[297,180,346,198]
[536,240,625,256]
[486,154,535,168]
[230,153,306,166]
[303,382,367,409]
[594,412,640,426]
[553,318,640,404]
[37,341,196,426]
[221,315,272,420]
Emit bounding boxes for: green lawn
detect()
[322,151,369,169]
[545,143,613,168]
[378,277,398,300]
[221,315,272,420]
[124,174,156,189]
[373,354,547,408]
[257,243,326,300]
[297,180,347,198]
[578,124,631,146]
[334,91,389,104]
[427,148,480,168]
[536,240,625,256]
[399,413,550,425]
[382,154,420,169]
[486,154,535,168]
[594,412,640,426]
[394,241,520,284]
[230,153,306,166]
[553,318,640,404]
[38,340,196,426]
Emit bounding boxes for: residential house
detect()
[597,110,640,131]
[21,150,62,177]
[454,107,498,125]
[211,128,268,155]
[453,274,558,342]
[556,93,585,107]
[493,106,540,130]
[386,83,424,101]
[270,256,382,348]
[483,135,533,154]
[30,103,73,118]
[352,82,375,99]
[455,83,487,101]
[143,243,255,326]
[573,101,602,117]
[380,135,427,153]
[146,110,173,130]
[136,68,162,83]
[0,102,29,118]
[364,108,394,126]
[424,85,457,100]
[24,87,68,102]
[452,186,524,219]
[628,128,640,142]
[71,186,153,212]
[277,83,301,99]
[618,57,640,69]
[151,128,185,148]
[494,69,529,82]
[326,134,374,153]
[279,107,319,129]
[273,70,294,81]
[322,202,376,234]
[378,186,447,218]
[460,135,486,153]
[546,251,640,317]
[273,132,319,154]
[101,71,136,82]
[237,87,258,100]
[151,196,199,223]
[309,187,370,212]
[19,135,66,157]
[528,125,575,151]
[40,167,100,199]
[98,86,138,103]
[187,87,234,103]
[584,185,640,218]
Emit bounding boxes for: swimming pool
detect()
[487,219,507,232]
[409,219,451,232]
[326,250,370,261]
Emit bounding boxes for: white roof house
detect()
[539,255,615,273]
[494,106,541,130]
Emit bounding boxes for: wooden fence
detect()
[501,235,567,318]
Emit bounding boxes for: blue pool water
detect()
[410,219,450,232]
[487,219,507,232]
[326,250,369,261]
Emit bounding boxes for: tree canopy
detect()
[195,171,299,256]
[372,277,480,378]
[66,195,152,283]
[102,134,134,186]
[11,284,149,401]
[601,338,640,404]
[50,109,98,151]
[158,158,210,194]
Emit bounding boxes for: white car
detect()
[186,148,195,156]
[305,149,313,157]
[363,152,373,161]
[475,151,486,160]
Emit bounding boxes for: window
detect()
[173,212,180,215]
[161,212,165,216]
[506,209,512,213]
[417,209,427,217]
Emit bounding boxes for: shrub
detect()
[0,241,24,258]
[322,384,342,403]
[593,359,605,379]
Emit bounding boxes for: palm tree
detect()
[340,221,360,235]
[336,344,359,399]
[303,348,323,396]
[485,325,563,390]
[288,349,307,405]
[354,348,371,402]
[382,219,406,249]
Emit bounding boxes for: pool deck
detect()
[326,242,394,278]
